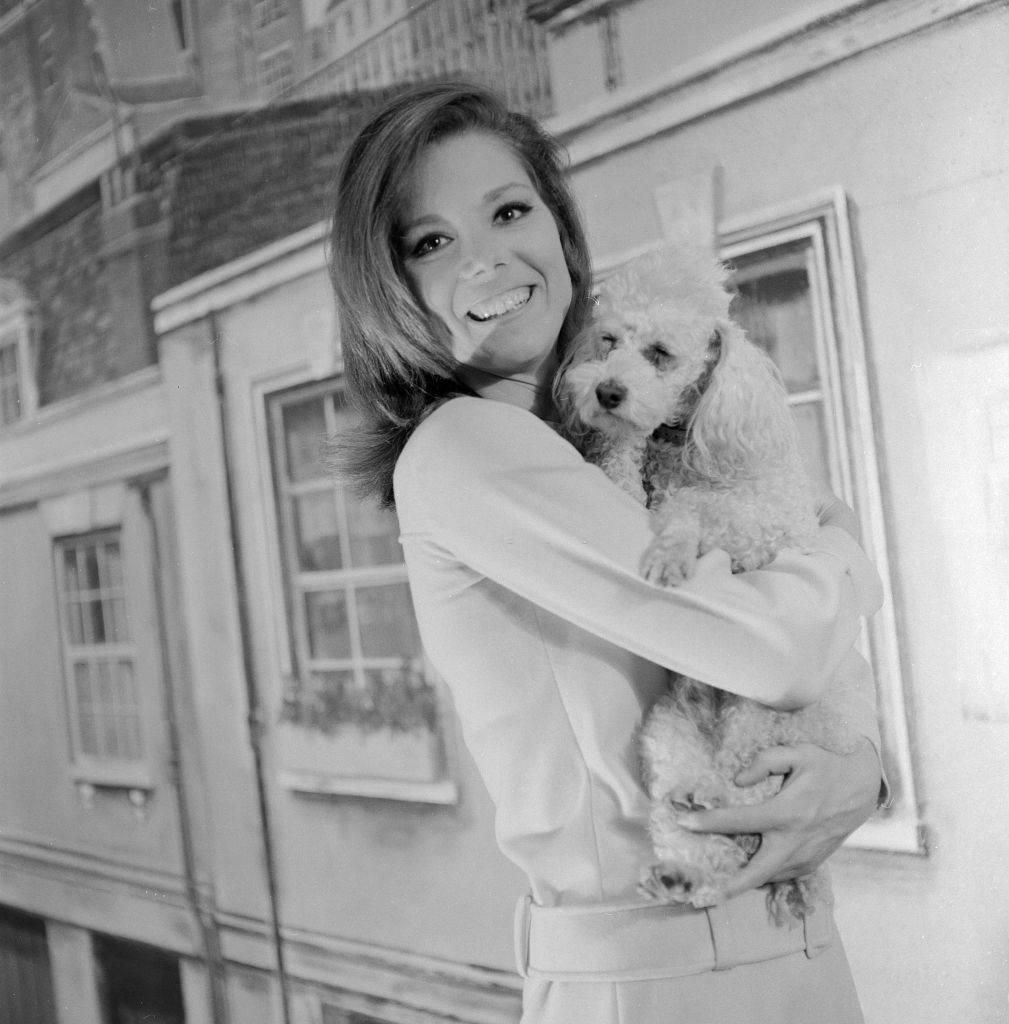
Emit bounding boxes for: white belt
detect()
[514,888,834,983]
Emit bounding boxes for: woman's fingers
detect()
[676,800,786,835]
[731,745,800,787]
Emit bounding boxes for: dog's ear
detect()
[683,318,798,483]
[552,323,601,440]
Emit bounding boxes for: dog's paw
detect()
[639,863,723,908]
[638,863,699,904]
[640,535,698,587]
[667,785,721,813]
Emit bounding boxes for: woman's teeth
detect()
[467,287,532,322]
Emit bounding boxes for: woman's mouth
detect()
[467,286,533,322]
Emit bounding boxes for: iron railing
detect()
[294,0,553,118]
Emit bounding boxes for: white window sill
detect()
[279,769,458,805]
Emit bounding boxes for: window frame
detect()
[263,374,457,805]
[717,188,921,854]
[53,527,150,789]
[41,484,158,792]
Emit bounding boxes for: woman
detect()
[329,81,884,1023]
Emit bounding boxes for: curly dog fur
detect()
[554,246,860,921]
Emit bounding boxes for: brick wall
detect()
[0,89,398,407]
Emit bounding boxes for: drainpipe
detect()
[137,477,230,1024]
[209,310,293,1024]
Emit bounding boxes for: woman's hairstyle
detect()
[328,80,593,507]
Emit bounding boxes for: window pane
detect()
[74,662,99,757]
[356,583,421,658]
[344,493,402,567]
[283,398,329,482]
[733,267,819,391]
[305,590,352,659]
[65,598,85,645]
[293,490,342,570]
[792,401,834,495]
[115,661,142,760]
[106,598,129,643]
[82,545,102,591]
[85,598,106,644]
[102,540,123,588]
[0,341,17,374]
[63,547,81,594]
[0,378,19,425]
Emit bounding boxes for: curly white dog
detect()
[555,245,860,922]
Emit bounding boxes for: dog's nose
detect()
[595,381,626,410]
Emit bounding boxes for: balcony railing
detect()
[294,0,553,119]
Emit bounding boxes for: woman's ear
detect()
[683,318,797,483]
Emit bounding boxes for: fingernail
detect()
[675,814,699,831]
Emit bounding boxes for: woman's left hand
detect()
[675,738,881,899]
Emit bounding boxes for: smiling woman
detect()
[327,81,884,1024]
[396,133,573,399]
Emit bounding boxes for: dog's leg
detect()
[640,500,702,585]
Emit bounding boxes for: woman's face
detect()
[398,131,573,386]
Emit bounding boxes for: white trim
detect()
[1,431,169,493]
[279,769,459,804]
[1,364,162,433]
[152,221,328,334]
[550,0,999,169]
[0,437,170,510]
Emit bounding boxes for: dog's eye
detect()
[646,346,676,370]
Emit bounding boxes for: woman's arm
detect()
[395,398,883,708]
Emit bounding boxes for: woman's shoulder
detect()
[394,396,573,502]
[404,395,558,461]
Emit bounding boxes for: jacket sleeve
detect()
[394,398,884,710]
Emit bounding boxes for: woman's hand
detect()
[675,738,881,899]
[815,491,861,541]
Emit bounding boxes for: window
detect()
[37,16,57,91]
[253,0,288,31]
[719,190,921,853]
[267,379,453,802]
[94,936,184,1024]
[0,331,21,425]
[0,280,37,426]
[270,382,431,737]
[0,908,57,1024]
[55,530,145,779]
[257,43,293,96]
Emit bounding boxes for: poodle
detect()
[554,245,860,921]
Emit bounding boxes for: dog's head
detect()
[554,247,730,442]
[554,246,796,482]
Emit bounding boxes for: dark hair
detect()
[328,80,593,507]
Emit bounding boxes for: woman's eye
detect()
[495,201,532,224]
[601,332,618,348]
[647,346,675,369]
[410,233,448,258]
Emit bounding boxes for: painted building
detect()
[1,2,1007,1023]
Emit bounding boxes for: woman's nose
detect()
[459,234,504,279]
